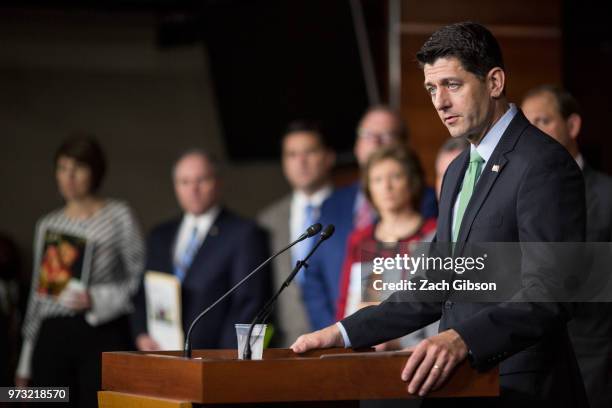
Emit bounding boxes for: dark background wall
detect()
[564,0,612,173]
[198,0,369,161]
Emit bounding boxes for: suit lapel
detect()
[439,150,469,242]
[159,218,182,275]
[454,154,506,254]
[454,111,529,253]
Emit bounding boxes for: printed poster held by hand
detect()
[145,271,184,350]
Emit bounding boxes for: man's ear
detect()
[487,67,505,98]
[566,113,582,141]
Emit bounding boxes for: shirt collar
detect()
[293,184,333,208]
[471,103,518,163]
[575,153,585,170]
[184,205,221,230]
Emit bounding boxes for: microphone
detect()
[319,224,335,240]
[301,223,323,240]
[243,224,335,359]
[182,223,322,358]
[280,224,335,290]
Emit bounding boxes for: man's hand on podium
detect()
[401,329,468,397]
[291,326,468,397]
[290,324,345,353]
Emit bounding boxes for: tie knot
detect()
[470,149,484,164]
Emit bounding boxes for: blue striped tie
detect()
[294,204,315,285]
[174,227,200,282]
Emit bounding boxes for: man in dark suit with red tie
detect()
[132,150,270,351]
[291,22,588,407]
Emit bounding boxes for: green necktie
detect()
[453,149,485,242]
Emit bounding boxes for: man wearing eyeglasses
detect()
[301,106,438,330]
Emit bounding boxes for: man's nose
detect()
[433,88,450,111]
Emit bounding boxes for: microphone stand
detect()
[243,230,331,360]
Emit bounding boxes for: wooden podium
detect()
[99,348,498,407]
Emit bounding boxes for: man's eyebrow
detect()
[424,77,463,88]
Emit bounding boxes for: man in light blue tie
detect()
[258,121,335,346]
[292,203,315,280]
[133,149,271,352]
[173,226,199,282]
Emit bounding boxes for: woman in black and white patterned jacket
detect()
[16,135,145,407]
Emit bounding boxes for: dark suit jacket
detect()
[568,163,612,408]
[303,183,438,329]
[583,164,612,241]
[342,111,589,407]
[132,208,271,349]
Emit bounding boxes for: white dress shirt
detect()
[574,153,585,171]
[173,205,221,268]
[289,185,332,257]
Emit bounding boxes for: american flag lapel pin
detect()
[492,164,500,173]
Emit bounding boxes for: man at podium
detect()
[292,22,588,407]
